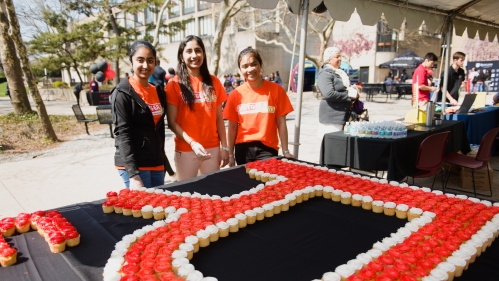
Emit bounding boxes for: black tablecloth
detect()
[320,120,471,181]
[1,166,498,281]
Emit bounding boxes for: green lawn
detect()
[0,82,6,97]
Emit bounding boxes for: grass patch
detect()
[0,112,104,153]
[0,82,6,97]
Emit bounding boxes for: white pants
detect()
[174,147,220,181]
[317,123,344,140]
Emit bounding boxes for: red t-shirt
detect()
[223,80,294,151]
[412,64,430,102]
[166,75,227,152]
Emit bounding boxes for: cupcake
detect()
[408,207,423,221]
[372,201,384,213]
[321,272,341,281]
[186,270,204,281]
[362,196,373,210]
[447,256,466,277]
[280,199,290,212]
[102,201,114,213]
[216,222,230,238]
[172,258,189,275]
[235,213,248,228]
[255,171,263,181]
[383,202,396,216]
[227,218,239,233]
[272,201,282,214]
[436,261,456,281]
[185,235,200,253]
[131,205,142,218]
[263,204,274,218]
[351,194,362,207]
[254,207,265,221]
[153,206,165,220]
[395,204,409,219]
[196,230,210,247]
[323,186,334,199]
[340,192,352,205]
[65,231,80,247]
[429,268,449,281]
[331,190,342,202]
[245,210,257,224]
[334,264,355,281]
[285,194,297,207]
[177,263,195,280]
[205,225,220,242]
[179,243,195,260]
[122,204,133,216]
[249,169,257,179]
[314,185,324,197]
[113,202,123,214]
[141,205,153,219]
[48,235,66,253]
[261,173,270,182]
[293,190,304,203]
[0,247,17,267]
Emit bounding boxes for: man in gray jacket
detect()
[317,47,359,139]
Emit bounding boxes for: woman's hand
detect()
[220,150,229,167]
[283,151,296,159]
[129,175,144,189]
[190,141,211,160]
[228,155,236,167]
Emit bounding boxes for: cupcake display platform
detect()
[1,159,498,281]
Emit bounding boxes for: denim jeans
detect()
[118,170,165,188]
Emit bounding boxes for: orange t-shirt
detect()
[223,80,293,151]
[116,78,164,171]
[166,75,227,152]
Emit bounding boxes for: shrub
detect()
[53,81,69,88]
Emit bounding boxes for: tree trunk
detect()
[210,0,233,76]
[108,6,120,85]
[0,2,32,114]
[4,0,58,141]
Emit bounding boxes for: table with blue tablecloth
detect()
[444,106,499,145]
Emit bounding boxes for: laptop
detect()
[456,94,477,114]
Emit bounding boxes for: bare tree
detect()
[464,38,499,61]
[2,0,57,141]
[236,2,335,69]
[0,1,32,114]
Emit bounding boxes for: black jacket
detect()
[111,78,167,178]
[317,64,352,124]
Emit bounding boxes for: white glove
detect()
[129,175,144,189]
[347,86,359,99]
[190,141,210,159]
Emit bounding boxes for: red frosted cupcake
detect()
[65,231,80,247]
[0,220,15,237]
[49,234,66,253]
[0,247,17,267]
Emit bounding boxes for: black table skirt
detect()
[1,166,498,281]
[320,120,471,181]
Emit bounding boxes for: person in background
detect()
[166,35,229,181]
[234,73,243,84]
[437,51,465,106]
[124,73,129,79]
[6,84,11,100]
[477,69,487,92]
[316,46,359,139]
[73,82,82,105]
[412,52,438,105]
[111,40,171,188]
[273,71,283,86]
[224,80,235,95]
[89,76,99,93]
[269,72,275,82]
[484,69,492,93]
[224,47,295,166]
[400,69,409,82]
[385,71,393,84]
[165,68,175,86]
[150,61,167,90]
[468,67,479,93]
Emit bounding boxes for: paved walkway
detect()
[0,92,497,218]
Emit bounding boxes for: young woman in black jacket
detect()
[111,41,174,188]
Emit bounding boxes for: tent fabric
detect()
[378,49,423,69]
[203,0,499,42]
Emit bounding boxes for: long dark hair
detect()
[176,35,213,110]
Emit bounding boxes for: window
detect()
[135,12,144,27]
[199,16,212,37]
[170,0,180,18]
[183,0,195,14]
[199,1,211,11]
[170,30,182,42]
[145,6,154,25]
[184,19,196,37]
[376,21,397,52]
[115,12,123,27]
[159,31,168,44]
[125,13,134,28]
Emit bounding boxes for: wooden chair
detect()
[443,127,499,197]
[406,131,450,188]
[71,104,98,135]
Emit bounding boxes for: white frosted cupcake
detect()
[205,225,219,242]
[356,253,372,265]
[172,258,189,274]
[293,190,304,203]
[314,185,324,197]
[263,204,274,218]
[334,264,355,281]
[447,256,466,277]
[152,206,164,220]
[255,171,263,181]
[227,218,239,233]
[322,272,341,281]
[389,181,399,186]
[141,205,153,219]
[366,249,382,259]
[272,201,282,214]
[346,259,363,273]
[235,213,248,228]
[244,210,257,224]
[216,222,229,238]
[201,278,218,281]
[361,196,373,210]
[395,204,409,219]
[172,250,188,261]
[186,270,204,281]
[254,207,265,221]
[372,201,384,213]
[429,268,449,281]
[373,241,390,252]
[285,194,297,206]
[164,206,176,217]
[196,230,211,247]
[249,169,257,178]
[179,243,194,260]
[340,192,352,205]
[323,186,334,199]
[331,190,342,202]
[408,207,423,221]
[261,172,270,182]
[351,194,363,207]
[383,202,396,216]
[280,198,290,211]
[178,263,195,280]
[436,262,455,281]
[185,235,200,253]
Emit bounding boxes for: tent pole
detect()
[440,18,453,115]
[292,0,309,158]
